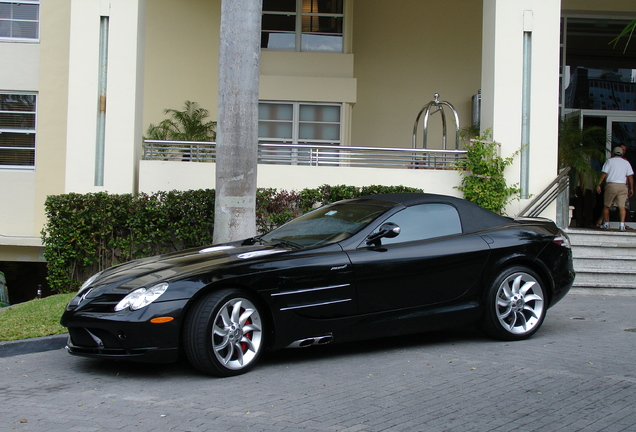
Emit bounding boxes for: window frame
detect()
[258,101,342,146]
[0,0,40,42]
[0,92,37,170]
[258,101,343,166]
[262,0,345,53]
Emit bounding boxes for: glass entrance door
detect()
[570,110,636,222]
[610,116,636,214]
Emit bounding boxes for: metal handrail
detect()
[143,140,467,170]
[517,167,571,218]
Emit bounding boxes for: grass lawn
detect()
[0,293,75,341]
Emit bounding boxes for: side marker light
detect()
[150,317,174,324]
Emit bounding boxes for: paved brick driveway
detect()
[1,290,635,432]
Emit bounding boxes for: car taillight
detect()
[552,231,571,248]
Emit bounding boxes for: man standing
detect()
[596,147,634,232]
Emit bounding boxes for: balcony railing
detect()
[143,140,466,170]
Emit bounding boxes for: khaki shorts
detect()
[604,183,628,208]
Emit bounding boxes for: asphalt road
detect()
[1,289,635,432]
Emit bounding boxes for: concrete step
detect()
[573,247,636,259]
[566,229,636,247]
[573,268,636,286]
[572,281,636,290]
[566,228,636,290]
[573,256,636,270]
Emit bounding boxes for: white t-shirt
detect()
[602,156,634,184]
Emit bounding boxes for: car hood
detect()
[82,242,291,294]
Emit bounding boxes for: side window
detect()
[379,204,462,245]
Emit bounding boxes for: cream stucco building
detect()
[1,0,635,299]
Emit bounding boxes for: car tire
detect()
[480,266,547,341]
[183,289,265,377]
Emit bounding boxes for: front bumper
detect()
[62,298,188,364]
[65,333,179,363]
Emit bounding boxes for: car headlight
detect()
[115,283,169,312]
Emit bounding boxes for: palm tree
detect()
[558,117,607,188]
[214,0,262,244]
[145,100,216,141]
[610,19,636,53]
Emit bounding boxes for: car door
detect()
[264,245,357,319]
[346,203,492,314]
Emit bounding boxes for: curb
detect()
[0,333,68,358]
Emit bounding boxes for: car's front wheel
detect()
[183,289,265,377]
[481,266,546,341]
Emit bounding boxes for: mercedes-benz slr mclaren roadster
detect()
[61,193,575,376]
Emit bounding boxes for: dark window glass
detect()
[260,201,392,247]
[379,204,462,245]
[262,0,296,13]
[564,18,636,111]
[0,93,36,168]
[0,148,35,166]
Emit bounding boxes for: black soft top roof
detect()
[356,193,511,234]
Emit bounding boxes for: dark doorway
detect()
[0,261,51,305]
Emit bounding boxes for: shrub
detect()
[455,131,520,214]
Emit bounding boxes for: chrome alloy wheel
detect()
[495,272,545,335]
[212,298,263,371]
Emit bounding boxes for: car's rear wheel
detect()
[183,289,264,377]
[481,266,546,341]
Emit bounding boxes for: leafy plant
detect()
[145,100,217,141]
[610,19,636,53]
[41,190,217,293]
[455,130,520,214]
[144,101,217,161]
[256,189,306,233]
[558,117,607,190]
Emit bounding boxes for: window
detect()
[0,93,36,168]
[562,17,636,111]
[0,1,39,41]
[258,101,341,165]
[262,0,344,52]
[260,201,392,248]
[378,204,462,245]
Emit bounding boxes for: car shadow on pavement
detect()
[261,326,488,367]
[66,326,494,379]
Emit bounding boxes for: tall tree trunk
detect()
[214,0,262,244]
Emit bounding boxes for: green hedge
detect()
[41,185,422,293]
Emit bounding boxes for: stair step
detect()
[573,248,636,259]
[574,255,636,269]
[566,229,636,247]
[572,281,636,290]
[566,228,636,290]
[574,271,636,286]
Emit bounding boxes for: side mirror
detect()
[366,222,401,246]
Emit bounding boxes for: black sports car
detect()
[61,193,575,377]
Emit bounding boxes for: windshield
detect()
[260,201,392,248]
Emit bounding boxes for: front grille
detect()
[68,327,123,350]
